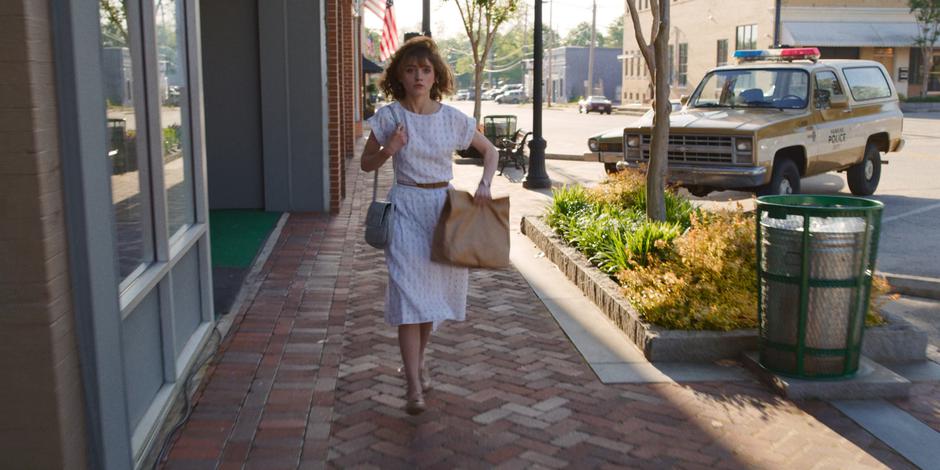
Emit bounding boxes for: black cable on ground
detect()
[152,325,223,469]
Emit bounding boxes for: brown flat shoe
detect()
[420,366,432,392]
[405,393,426,415]
[397,366,432,393]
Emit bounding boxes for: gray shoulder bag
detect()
[364,170,393,249]
[364,105,401,249]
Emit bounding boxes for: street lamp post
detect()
[423,0,430,36]
[525,0,551,189]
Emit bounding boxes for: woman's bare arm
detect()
[361,124,408,172]
[470,130,498,204]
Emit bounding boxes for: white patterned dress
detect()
[368,102,477,327]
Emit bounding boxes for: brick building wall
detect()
[0,0,88,468]
[326,0,338,213]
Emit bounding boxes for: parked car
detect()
[578,95,612,114]
[496,90,526,104]
[583,48,904,196]
[455,89,470,100]
[481,88,500,100]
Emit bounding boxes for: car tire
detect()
[847,143,882,196]
[606,109,611,115]
[758,158,801,196]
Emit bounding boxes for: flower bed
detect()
[544,171,886,331]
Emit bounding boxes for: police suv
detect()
[585,47,904,196]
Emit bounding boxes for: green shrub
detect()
[618,210,757,331]
[901,95,940,103]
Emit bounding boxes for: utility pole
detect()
[525,0,551,189]
[587,0,596,96]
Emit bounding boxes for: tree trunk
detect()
[646,5,670,221]
[922,47,933,98]
[473,65,484,122]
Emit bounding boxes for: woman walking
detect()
[360,36,498,415]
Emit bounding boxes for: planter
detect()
[521,216,927,363]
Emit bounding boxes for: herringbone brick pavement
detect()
[160,143,913,469]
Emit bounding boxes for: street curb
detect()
[879,272,940,301]
[545,153,587,161]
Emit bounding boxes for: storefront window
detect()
[99,0,155,284]
[155,0,196,238]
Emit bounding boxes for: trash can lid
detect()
[757,195,883,218]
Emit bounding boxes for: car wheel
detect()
[606,108,611,115]
[847,143,882,196]
[758,159,801,196]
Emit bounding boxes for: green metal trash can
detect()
[756,195,883,379]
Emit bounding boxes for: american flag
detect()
[379,0,399,62]
[362,0,385,19]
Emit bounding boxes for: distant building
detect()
[621,0,931,103]
[525,46,622,103]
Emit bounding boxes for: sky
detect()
[362,0,625,40]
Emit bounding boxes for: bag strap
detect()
[372,170,379,202]
[373,103,405,202]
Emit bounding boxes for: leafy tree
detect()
[540,23,562,50]
[99,0,128,47]
[449,0,520,121]
[563,21,604,47]
[437,35,475,89]
[604,16,623,49]
[626,0,670,221]
[910,0,940,97]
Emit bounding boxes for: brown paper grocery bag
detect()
[431,189,510,268]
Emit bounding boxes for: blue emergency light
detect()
[733,48,820,62]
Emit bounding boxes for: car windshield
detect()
[690,69,809,109]
[589,96,607,101]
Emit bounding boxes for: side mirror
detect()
[814,89,831,109]
[829,94,849,109]
[680,95,689,105]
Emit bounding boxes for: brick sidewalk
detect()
[160,150,912,469]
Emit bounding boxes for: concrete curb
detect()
[545,153,588,161]
[879,272,940,301]
[522,215,928,363]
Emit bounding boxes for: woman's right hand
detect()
[384,124,408,156]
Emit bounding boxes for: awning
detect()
[362,56,383,74]
[781,21,921,48]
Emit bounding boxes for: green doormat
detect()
[209,210,282,268]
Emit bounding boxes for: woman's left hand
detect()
[473,181,492,205]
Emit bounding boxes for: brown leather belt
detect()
[397,180,449,189]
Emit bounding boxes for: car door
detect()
[810,69,856,173]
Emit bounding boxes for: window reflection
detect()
[156,0,195,238]
[100,0,154,282]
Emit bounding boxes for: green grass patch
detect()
[545,170,887,331]
[209,210,282,268]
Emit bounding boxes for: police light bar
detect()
[733,47,821,62]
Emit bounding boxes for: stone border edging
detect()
[521,215,927,363]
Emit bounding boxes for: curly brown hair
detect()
[379,36,455,101]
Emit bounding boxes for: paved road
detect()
[446,99,940,280]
